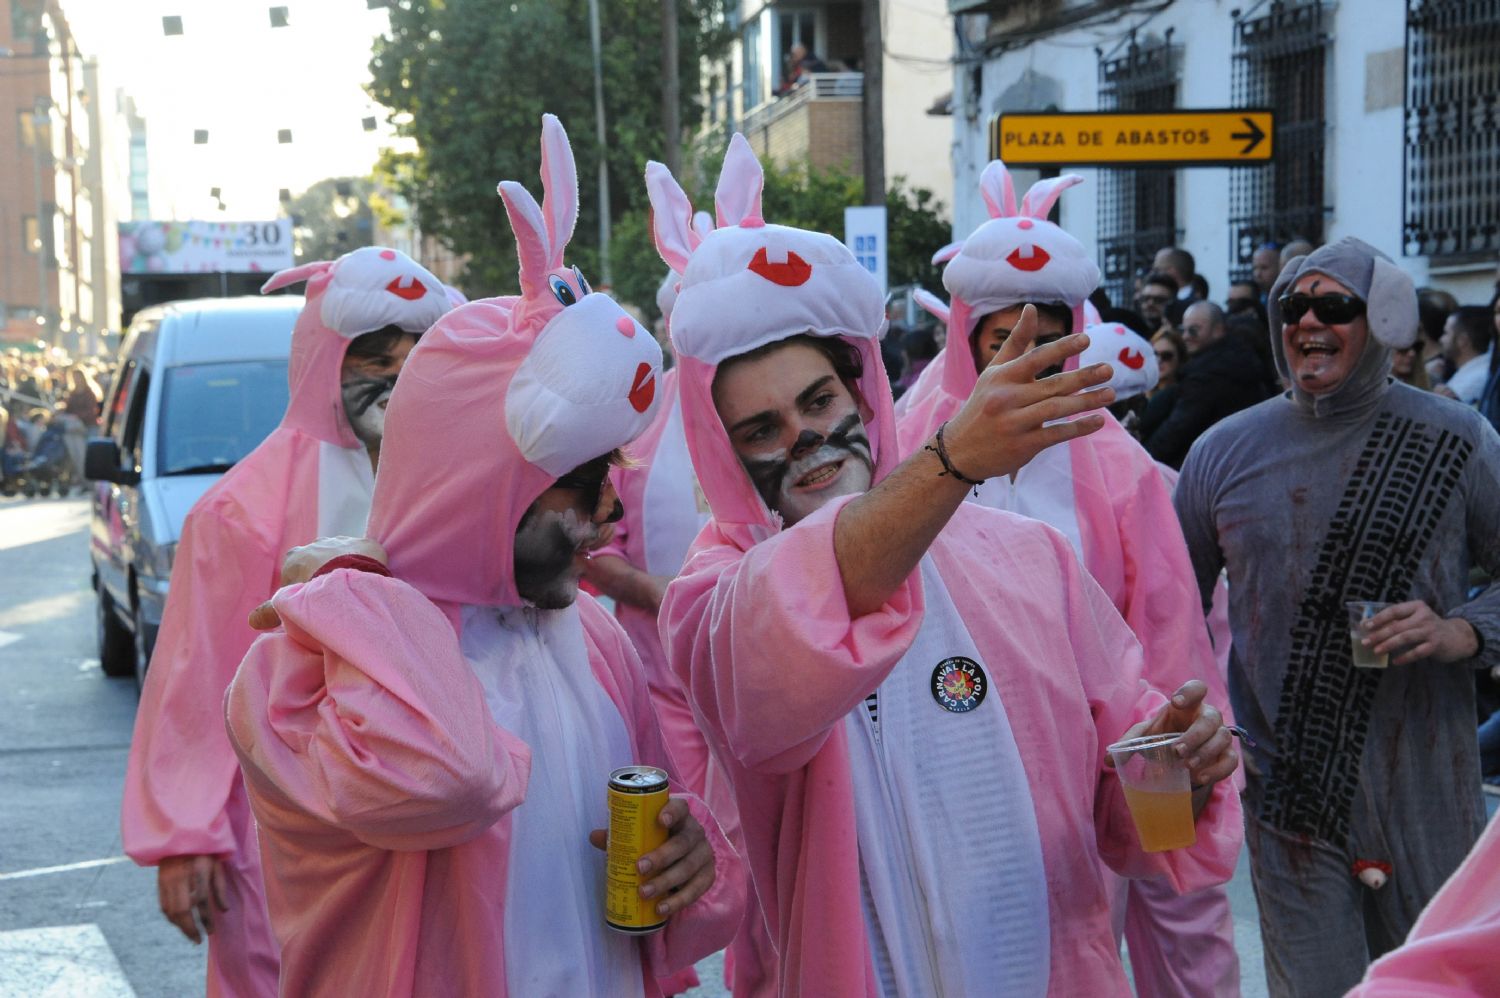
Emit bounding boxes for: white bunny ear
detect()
[498,180,553,298]
[979,161,1018,218]
[691,210,715,244]
[715,133,765,228]
[261,259,334,294]
[645,160,697,274]
[931,241,963,266]
[1019,174,1084,220]
[538,114,578,267]
[912,288,950,324]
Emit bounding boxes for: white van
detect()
[86,296,301,685]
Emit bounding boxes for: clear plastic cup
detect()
[1346,601,1392,669]
[1107,732,1196,853]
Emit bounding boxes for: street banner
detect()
[991,110,1275,167]
[118,220,294,274]
[844,206,888,297]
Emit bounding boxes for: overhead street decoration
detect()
[991,110,1274,167]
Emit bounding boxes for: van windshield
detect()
[156,361,289,476]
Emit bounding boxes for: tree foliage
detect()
[367,0,730,296]
[288,177,377,264]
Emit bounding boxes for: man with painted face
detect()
[651,136,1242,996]
[120,246,453,997]
[1175,237,1500,996]
[897,161,1240,998]
[225,115,744,996]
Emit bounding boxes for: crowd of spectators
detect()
[1,348,109,498]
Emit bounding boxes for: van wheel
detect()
[96,590,134,678]
[132,602,156,689]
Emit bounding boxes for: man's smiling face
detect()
[712,339,874,525]
[1282,273,1370,396]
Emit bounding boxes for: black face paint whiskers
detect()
[741,412,873,509]
[341,375,399,418]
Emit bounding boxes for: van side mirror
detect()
[85,438,140,486]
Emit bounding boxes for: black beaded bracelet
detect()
[924,421,986,488]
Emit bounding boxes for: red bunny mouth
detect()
[747,247,813,287]
[1005,246,1051,272]
[385,276,428,301]
[629,363,656,414]
[1118,348,1145,370]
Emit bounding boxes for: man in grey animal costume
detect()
[1174,237,1500,996]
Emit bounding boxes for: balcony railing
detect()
[741,72,864,136]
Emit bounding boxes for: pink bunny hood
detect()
[367,114,663,608]
[260,245,454,448]
[1080,321,1158,401]
[933,159,1099,401]
[646,134,889,538]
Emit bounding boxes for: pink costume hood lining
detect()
[645,134,891,540]
[260,246,454,448]
[366,114,663,609]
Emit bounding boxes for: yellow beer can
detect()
[605,765,671,934]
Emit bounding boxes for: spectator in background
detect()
[1418,287,1459,387]
[1251,244,1281,300]
[1391,343,1431,391]
[1161,297,1192,338]
[896,322,938,396]
[1480,291,1500,433]
[1154,246,1199,300]
[59,366,103,491]
[1133,271,1179,331]
[1226,280,1260,315]
[1144,301,1270,467]
[1226,309,1281,395]
[1190,274,1210,301]
[779,43,829,93]
[1150,329,1188,395]
[1279,237,1314,268]
[1437,305,1493,404]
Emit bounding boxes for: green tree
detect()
[367,0,730,296]
[288,177,378,264]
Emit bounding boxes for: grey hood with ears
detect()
[1267,237,1420,419]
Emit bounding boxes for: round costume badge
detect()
[931,656,987,713]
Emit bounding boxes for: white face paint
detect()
[741,412,875,526]
[512,506,600,609]
[340,373,398,448]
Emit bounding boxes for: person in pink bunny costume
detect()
[1344,812,1500,997]
[585,207,779,997]
[120,245,454,996]
[651,134,1242,996]
[224,114,744,997]
[896,162,1241,998]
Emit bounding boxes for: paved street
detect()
[0,494,1307,997]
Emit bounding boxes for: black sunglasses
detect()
[1277,293,1366,326]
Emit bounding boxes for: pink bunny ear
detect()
[498,180,553,298]
[978,161,1017,219]
[538,114,578,267]
[1019,174,1084,219]
[691,210,715,243]
[912,288,951,324]
[260,259,333,294]
[930,241,963,266]
[715,133,765,228]
[645,161,697,274]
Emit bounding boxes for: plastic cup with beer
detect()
[1346,601,1392,669]
[1107,732,1196,853]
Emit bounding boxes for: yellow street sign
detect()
[991,110,1275,167]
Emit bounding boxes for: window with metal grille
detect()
[1096,33,1180,308]
[1227,1,1330,282]
[1403,1,1500,259]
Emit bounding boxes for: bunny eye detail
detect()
[549,275,578,307]
[573,267,592,296]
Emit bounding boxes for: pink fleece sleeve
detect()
[225,569,530,851]
[1056,531,1242,893]
[1110,445,1231,720]
[122,499,273,863]
[660,496,924,775]
[1346,817,1500,997]
[576,597,746,977]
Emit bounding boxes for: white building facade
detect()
[947,0,1499,306]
